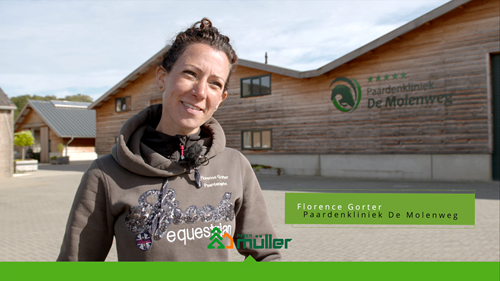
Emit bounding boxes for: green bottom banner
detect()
[0,262,498,281]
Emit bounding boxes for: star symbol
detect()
[401,72,407,78]
[392,73,398,79]
[368,76,373,82]
[384,74,389,81]
[376,75,381,81]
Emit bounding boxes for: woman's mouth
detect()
[181,101,203,112]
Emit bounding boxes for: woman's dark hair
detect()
[160,18,238,92]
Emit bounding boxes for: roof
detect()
[89,46,169,109]
[50,100,91,108]
[89,0,471,109]
[0,87,16,110]
[238,0,472,79]
[15,100,95,138]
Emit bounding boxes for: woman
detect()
[57,18,281,262]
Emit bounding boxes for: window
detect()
[242,130,272,150]
[115,97,131,112]
[241,74,271,97]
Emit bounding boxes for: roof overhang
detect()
[14,102,31,125]
[88,0,471,108]
[88,45,169,110]
[0,105,16,110]
[237,0,471,78]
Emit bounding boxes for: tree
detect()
[11,94,56,119]
[63,93,93,102]
[57,143,65,156]
[14,130,35,160]
[10,94,93,119]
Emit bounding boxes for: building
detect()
[14,100,97,163]
[0,87,16,178]
[89,0,499,181]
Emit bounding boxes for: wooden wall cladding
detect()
[215,0,499,154]
[94,0,499,156]
[95,66,160,155]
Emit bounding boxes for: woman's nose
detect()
[192,80,207,99]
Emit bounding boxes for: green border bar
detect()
[1,262,498,281]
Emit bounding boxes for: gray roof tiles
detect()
[28,100,95,138]
[0,87,16,109]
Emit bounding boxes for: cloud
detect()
[0,0,450,99]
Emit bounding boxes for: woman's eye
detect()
[183,70,196,77]
[210,82,222,89]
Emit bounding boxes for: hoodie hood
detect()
[111,104,226,178]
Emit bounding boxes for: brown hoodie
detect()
[57,104,281,261]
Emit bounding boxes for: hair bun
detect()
[160,17,238,92]
[199,18,212,29]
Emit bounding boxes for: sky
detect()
[0,0,450,102]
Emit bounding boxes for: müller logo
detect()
[207,227,292,250]
[329,77,362,113]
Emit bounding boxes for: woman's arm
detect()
[234,155,282,261]
[57,160,114,261]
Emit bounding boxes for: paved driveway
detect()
[0,161,498,261]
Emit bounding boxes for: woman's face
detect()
[156,43,229,136]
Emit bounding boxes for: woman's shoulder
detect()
[219,147,246,159]
[215,147,253,169]
[84,154,122,176]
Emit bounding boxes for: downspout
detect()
[65,137,74,157]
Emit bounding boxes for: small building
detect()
[0,87,16,178]
[14,100,97,163]
[89,0,499,181]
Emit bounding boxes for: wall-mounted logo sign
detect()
[329,73,452,112]
[329,77,362,113]
[365,72,452,108]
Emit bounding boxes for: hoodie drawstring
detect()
[194,166,202,188]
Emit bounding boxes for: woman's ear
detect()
[221,91,228,102]
[215,91,227,110]
[156,66,167,90]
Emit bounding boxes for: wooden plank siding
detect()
[17,108,45,130]
[95,65,161,155]
[65,138,95,153]
[93,0,499,156]
[214,0,498,155]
